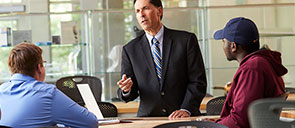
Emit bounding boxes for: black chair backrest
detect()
[98,102,118,117]
[56,75,102,106]
[248,98,295,128]
[206,96,226,115]
[154,121,228,128]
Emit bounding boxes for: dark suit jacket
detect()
[117,27,207,117]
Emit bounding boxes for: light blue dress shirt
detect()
[0,73,98,128]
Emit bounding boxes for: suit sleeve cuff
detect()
[122,90,131,97]
[180,109,191,116]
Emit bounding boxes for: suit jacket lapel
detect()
[140,35,160,86]
[160,27,173,90]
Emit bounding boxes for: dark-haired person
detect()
[0,43,98,128]
[213,17,287,128]
[117,0,207,118]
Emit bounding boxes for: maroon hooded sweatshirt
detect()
[217,49,288,128]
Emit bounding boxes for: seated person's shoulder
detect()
[29,81,57,95]
[243,55,271,70]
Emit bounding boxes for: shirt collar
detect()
[10,73,36,82]
[145,25,164,45]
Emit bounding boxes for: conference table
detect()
[100,116,220,128]
[113,95,295,116]
[106,94,295,127]
[104,97,215,127]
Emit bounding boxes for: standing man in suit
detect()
[117,0,207,118]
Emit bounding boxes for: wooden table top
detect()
[112,94,295,118]
[105,95,295,128]
[281,111,295,118]
[287,93,295,100]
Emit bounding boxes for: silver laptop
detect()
[77,84,120,125]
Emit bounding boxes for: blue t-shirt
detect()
[0,73,98,128]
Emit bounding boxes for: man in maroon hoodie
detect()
[213,17,288,128]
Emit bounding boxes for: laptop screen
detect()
[77,84,104,119]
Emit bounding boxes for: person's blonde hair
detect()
[8,42,43,77]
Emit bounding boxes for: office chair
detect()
[98,102,118,117]
[248,98,295,128]
[56,75,102,106]
[154,121,228,128]
[206,96,226,115]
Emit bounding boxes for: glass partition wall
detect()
[0,0,294,101]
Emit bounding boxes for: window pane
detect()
[50,14,73,35]
[0,0,22,4]
[50,0,72,1]
[0,20,17,29]
[0,47,12,79]
[50,3,72,12]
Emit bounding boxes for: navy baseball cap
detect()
[214,17,259,47]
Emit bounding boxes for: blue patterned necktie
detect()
[152,37,162,81]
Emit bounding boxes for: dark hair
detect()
[8,42,43,77]
[239,42,260,54]
[134,0,163,7]
[134,0,163,19]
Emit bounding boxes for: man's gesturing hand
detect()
[117,74,133,92]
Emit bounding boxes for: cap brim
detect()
[213,29,224,40]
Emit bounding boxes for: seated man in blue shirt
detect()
[0,43,98,128]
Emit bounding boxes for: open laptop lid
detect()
[77,84,104,119]
[77,84,124,125]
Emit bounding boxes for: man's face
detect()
[134,0,162,32]
[223,38,234,61]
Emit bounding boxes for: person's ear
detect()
[231,42,237,53]
[157,6,163,18]
[37,64,42,74]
